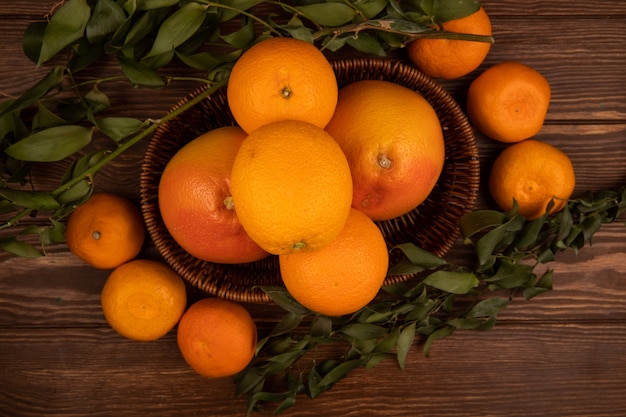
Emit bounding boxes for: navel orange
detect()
[226,37,338,134]
[65,192,145,269]
[489,139,576,219]
[230,120,353,255]
[324,79,445,221]
[100,259,187,341]
[467,61,551,143]
[406,6,492,80]
[279,208,389,317]
[158,126,269,264]
[177,297,257,378]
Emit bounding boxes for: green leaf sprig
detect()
[234,187,626,415]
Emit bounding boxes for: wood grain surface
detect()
[1,1,625,416]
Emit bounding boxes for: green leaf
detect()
[311,315,333,338]
[475,215,525,266]
[259,286,310,315]
[392,243,447,269]
[86,0,127,44]
[136,0,179,10]
[423,325,454,357]
[95,117,144,142]
[486,259,535,290]
[354,0,389,19]
[422,270,479,294]
[122,8,171,48]
[22,21,47,63]
[117,55,165,87]
[432,0,481,22]
[467,297,510,319]
[0,237,43,258]
[396,322,416,369]
[340,323,388,340]
[296,3,357,26]
[145,2,207,58]
[38,0,92,65]
[313,359,363,395]
[0,66,65,117]
[175,49,241,71]
[0,189,60,211]
[346,32,386,56]
[5,125,93,162]
[56,179,93,205]
[278,16,314,43]
[460,209,507,242]
[515,216,545,249]
[41,218,67,245]
[234,367,265,397]
[32,100,69,130]
[221,16,256,48]
[524,269,553,300]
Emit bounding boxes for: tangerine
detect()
[226,37,338,133]
[324,79,445,221]
[177,297,257,378]
[100,259,187,341]
[230,120,353,255]
[279,208,389,317]
[489,139,576,219]
[65,192,145,269]
[158,126,269,264]
[467,61,551,143]
[407,6,492,80]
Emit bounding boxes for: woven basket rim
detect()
[139,57,480,304]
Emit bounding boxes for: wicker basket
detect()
[140,58,480,304]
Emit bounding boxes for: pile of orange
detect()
[154,36,447,319]
[64,8,579,380]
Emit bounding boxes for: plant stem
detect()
[50,78,229,198]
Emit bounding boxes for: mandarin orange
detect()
[101,259,187,341]
[467,61,551,143]
[177,297,257,378]
[65,192,145,269]
[407,6,492,80]
[489,139,576,219]
[226,37,338,134]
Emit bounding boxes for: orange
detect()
[406,7,492,80]
[65,192,145,269]
[279,208,389,317]
[489,139,576,220]
[226,37,338,134]
[158,126,269,264]
[467,61,552,143]
[176,297,257,378]
[100,259,187,341]
[230,119,353,255]
[324,79,445,221]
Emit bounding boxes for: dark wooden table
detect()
[2,1,626,416]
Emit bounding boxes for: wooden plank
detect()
[1,323,626,416]
[1,221,625,327]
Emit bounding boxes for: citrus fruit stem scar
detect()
[280,86,292,98]
[223,196,235,210]
[92,231,101,240]
[378,153,393,169]
[292,242,306,250]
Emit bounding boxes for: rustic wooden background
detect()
[1,0,625,416]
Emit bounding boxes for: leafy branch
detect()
[234,187,626,415]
